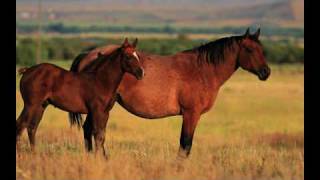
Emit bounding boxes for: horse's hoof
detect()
[30,147,37,154]
[104,155,109,161]
[174,159,185,172]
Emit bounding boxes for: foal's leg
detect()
[83,114,93,152]
[16,104,45,151]
[16,106,31,144]
[92,109,109,158]
[27,106,45,152]
[178,110,201,159]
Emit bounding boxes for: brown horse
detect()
[16,38,144,157]
[70,28,271,158]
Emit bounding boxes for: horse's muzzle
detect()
[257,66,271,81]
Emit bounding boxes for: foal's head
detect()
[237,28,271,81]
[118,38,144,80]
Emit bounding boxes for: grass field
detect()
[16,62,304,180]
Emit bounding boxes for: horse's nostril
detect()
[263,68,267,75]
[136,68,144,79]
[262,67,270,75]
[257,66,270,80]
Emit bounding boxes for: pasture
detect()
[16,62,304,180]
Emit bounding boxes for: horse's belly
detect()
[117,86,180,119]
[50,80,88,114]
[50,93,88,114]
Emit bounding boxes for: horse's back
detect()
[20,63,63,82]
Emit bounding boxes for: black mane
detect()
[82,48,122,72]
[70,51,90,72]
[185,36,243,65]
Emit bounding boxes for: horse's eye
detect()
[125,55,132,60]
[245,47,253,53]
[124,54,129,58]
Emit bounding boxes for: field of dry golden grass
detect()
[16,62,304,180]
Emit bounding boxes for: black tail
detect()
[68,113,83,129]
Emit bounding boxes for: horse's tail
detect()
[68,113,83,129]
[17,67,29,75]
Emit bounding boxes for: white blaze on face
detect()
[133,51,139,61]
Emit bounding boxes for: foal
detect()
[16,38,144,157]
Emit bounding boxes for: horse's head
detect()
[238,28,271,81]
[119,38,144,80]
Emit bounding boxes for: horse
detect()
[16,38,144,157]
[70,28,271,158]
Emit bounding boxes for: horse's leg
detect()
[16,106,31,144]
[82,114,93,152]
[92,110,109,158]
[27,105,45,152]
[16,104,45,150]
[178,110,200,159]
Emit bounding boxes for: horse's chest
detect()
[200,90,219,114]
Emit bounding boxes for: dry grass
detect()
[16,63,304,180]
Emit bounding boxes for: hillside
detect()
[16,0,303,28]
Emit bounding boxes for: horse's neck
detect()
[212,45,240,87]
[95,52,124,93]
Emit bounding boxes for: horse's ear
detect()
[244,28,250,38]
[132,38,138,48]
[122,38,129,47]
[253,28,260,40]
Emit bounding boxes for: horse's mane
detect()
[70,52,90,72]
[81,47,122,73]
[183,36,244,66]
[188,35,262,66]
[70,45,120,72]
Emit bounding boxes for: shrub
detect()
[16,37,304,65]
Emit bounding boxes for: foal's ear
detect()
[122,38,129,47]
[132,38,138,48]
[97,52,103,58]
[243,28,250,38]
[253,28,260,40]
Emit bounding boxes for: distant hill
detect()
[16,0,279,5]
[16,0,303,28]
[215,0,303,20]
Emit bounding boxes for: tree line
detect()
[16,22,304,38]
[16,37,304,65]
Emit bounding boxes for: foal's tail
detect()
[17,67,29,75]
[68,113,83,129]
